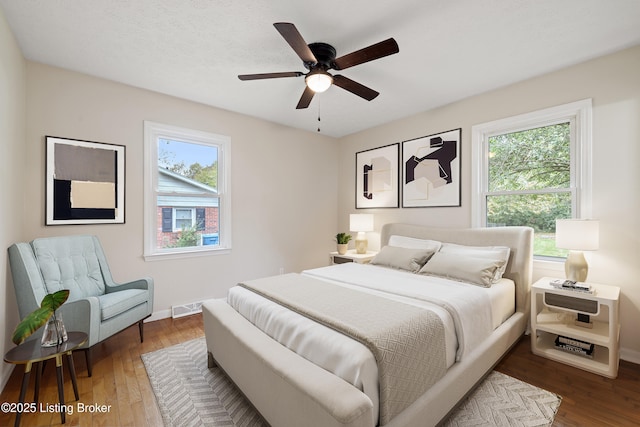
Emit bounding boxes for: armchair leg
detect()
[138,319,144,343]
[83,348,93,377]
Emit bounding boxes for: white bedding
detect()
[304,263,515,338]
[227,263,515,425]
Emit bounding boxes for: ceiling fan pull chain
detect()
[317,96,321,132]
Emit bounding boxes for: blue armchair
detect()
[8,235,154,376]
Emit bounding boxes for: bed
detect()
[203,223,533,427]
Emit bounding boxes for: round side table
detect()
[4,331,87,427]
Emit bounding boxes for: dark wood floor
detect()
[1,314,638,426]
[495,337,640,426]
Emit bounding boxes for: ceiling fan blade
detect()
[238,71,303,81]
[274,22,317,64]
[333,38,399,70]
[296,86,315,109]
[332,75,379,101]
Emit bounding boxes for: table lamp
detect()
[555,219,599,282]
[350,214,374,254]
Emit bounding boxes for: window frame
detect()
[471,99,593,262]
[143,121,231,260]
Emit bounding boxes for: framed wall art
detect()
[402,128,461,208]
[355,143,399,209]
[46,136,125,225]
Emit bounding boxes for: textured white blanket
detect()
[238,273,447,425]
[304,263,494,361]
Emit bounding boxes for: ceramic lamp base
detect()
[565,250,588,282]
[355,234,368,254]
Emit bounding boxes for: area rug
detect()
[442,370,561,427]
[142,337,561,427]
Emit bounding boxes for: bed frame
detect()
[203,224,533,426]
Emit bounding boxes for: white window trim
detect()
[471,99,593,266]
[143,121,231,260]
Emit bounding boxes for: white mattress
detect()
[227,263,515,424]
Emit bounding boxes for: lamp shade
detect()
[556,219,599,251]
[350,214,374,232]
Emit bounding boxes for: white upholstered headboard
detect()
[380,223,534,314]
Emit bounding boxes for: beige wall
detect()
[0,59,339,390]
[0,10,26,389]
[22,62,339,321]
[2,5,338,390]
[337,45,640,362]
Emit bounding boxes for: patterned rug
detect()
[142,337,561,427]
[442,371,561,426]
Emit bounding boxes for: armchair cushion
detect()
[99,289,150,321]
[31,236,106,300]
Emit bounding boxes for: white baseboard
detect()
[620,347,640,365]
[146,309,171,323]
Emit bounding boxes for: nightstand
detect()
[530,277,620,378]
[329,250,377,265]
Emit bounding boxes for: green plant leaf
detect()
[335,233,352,244]
[40,290,70,311]
[11,307,53,345]
[11,290,70,345]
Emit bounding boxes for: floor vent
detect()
[171,301,203,319]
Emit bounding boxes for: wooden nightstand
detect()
[329,250,377,265]
[530,277,620,378]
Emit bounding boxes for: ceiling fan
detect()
[238,22,399,109]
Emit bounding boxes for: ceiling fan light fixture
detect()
[238,23,399,109]
[305,70,333,93]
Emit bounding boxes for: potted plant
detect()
[12,289,70,347]
[335,232,352,255]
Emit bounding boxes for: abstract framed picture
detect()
[46,136,125,225]
[355,143,399,209]
[402,128,461,208]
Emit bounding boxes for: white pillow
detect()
[418,251,506,287]
[388,235,442,252]
[370,246,436,273]
[438,243,510,282]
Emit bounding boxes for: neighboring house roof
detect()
[158,167,218,208]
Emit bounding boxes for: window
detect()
[144,122,231,259]
[174,208,195,231]
[472,99,592,259]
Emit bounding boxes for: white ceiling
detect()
[2,0,640,137]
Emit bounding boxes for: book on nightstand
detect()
[555,335,594,358]
[549,279,594,293]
